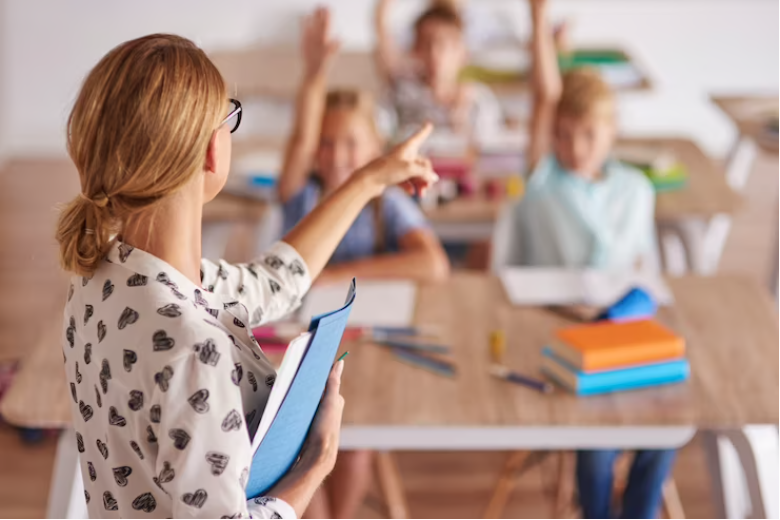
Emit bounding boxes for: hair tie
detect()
[80,191,110,208]
[84,229,96,235]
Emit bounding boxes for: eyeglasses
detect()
[222,98,242,133]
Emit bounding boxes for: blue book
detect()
[245,279,356,499]
[541,347,689,396]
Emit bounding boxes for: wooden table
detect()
[9,273,778,517]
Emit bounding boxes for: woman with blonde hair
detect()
[56,33,436,519]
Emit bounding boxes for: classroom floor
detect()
[0,150,776,518]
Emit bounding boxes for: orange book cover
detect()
[552,319,685,372]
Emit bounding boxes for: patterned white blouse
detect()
[61,240,311,518]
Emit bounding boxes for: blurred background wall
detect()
[0,0,777,160]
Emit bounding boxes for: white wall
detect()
[0,0,8,166]
[0,0,777,157]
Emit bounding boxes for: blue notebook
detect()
[541,347,689,396]
[245,279,356,499]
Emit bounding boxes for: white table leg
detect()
[725,136,759,191]
[47,428,87,519]
[702,426,779,519]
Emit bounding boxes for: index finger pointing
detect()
[396,122,433,154]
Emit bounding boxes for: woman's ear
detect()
[204,130,220,174]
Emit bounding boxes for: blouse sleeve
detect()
[201,242,312,328]
[153,322,297,519]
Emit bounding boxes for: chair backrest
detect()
[489,201,521,274]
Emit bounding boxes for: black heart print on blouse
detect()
[78,400,93,422]
[217,265,228,280]
[118,243,134,263]
[193,339,220,366]
[83,304,94,326]
[150,405,161,424]
[171,287,188,300]
[205,451,229,476]
[100,359,111,394]
[193,289,209,307]
[187,389,210,414]
[251,349,262,361]
[123,349,137,372]
[290,259,305,276]
[102,279,114,301]
[157,303,182,318]
[254,497,276,506]
[70,382,77,403]
[132,492,156,513]
[83,343,92,365]
[128,390,144,411]
[153,330,175,351]
[223,300,239,309]
[246,265,259,279]
[233,317,246,328]
[231,363,243,385]
[113,465,132,487]
[206,284,215,292]
[265,374,276,388]
[239,467,249,489]
[247,371,258,392]
[264,255,284,269]
[127,273,148,287]
[75,362,82,384]
[96,439,109,459]
[97,320,107,343]
[154,366,173,392]
[94,385,102,408]
[67,284,74,302]
[87,461,96,481]
[108,406,126,427]
[181,488,208,509]
[238,284,246,295]
[103,491,118,511]
[84,490,90,504]
[66,316,75,348]
[82,276,90,287]
[147,425,157,444]
[269,279,281,294]
[153,461,175,489]
[168,428,191,450]
[221,409,242,432]
[222,514,242,519]
[118,307,139,330]
[130,440,144,459]
[205,308,219,319]
[156,272,177,289]
[76,432,85,453]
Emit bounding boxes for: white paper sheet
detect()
[582,269,674,306]
[299,281,417,328]
[499,268,586,305]
[499,268,673,307]
[251,332,312,452]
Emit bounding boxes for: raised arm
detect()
[204,124,438,326]
[374,0,405,83]
[278,7,340,203]
[527,0,562,172]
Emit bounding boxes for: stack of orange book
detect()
[542,319,689,396]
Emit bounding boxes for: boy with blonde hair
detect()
[510,1,674,518]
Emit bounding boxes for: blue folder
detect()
[245,279,356,499]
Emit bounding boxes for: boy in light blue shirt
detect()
[507,1,673,518]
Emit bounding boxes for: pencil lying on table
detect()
[490,364,554,394]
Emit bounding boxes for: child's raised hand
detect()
[356,123,439,197]
[301,6,340,79]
